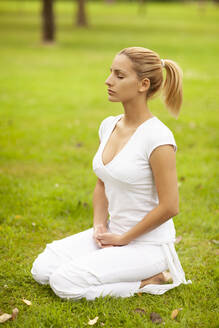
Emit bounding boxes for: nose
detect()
[105,73,113,87]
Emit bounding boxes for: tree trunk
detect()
[42,0,55,44]
[138,0,147,16]
[105,0,115,4]
[76,0,88,27]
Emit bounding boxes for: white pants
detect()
[31,227,168,300]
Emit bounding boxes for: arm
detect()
[92,133,112,247]
[93,177,113,248]
[93,177,109,229]
[121,144,179,244]
[97,144,179,246]
[93,137,109,228]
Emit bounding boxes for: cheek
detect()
[120,80,138,97]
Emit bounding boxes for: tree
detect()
[138,0,147,16]
[42,0,55,44]
[76,0,88,27]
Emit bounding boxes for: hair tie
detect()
[161,59,165,68]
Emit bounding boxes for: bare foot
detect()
[140,271,172,288]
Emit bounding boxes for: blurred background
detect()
[0,1,218,326]
[0,0,218,231]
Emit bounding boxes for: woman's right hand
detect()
[93,224,113,248]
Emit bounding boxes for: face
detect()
[105,54,149,103]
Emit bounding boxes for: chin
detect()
[108,99,120,102]
[108,96,120,102]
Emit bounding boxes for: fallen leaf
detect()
[211,239,219,245]
[133,308,146,315]
[0,313,12,323]
[195,184,203,189]
[175,236,182,244]
[189,122,196,129]
[83,202,89,208]
[171,308,183,320]
[137,292,142,296]
[22,299,32,306]
[100,323,105,327]
[12,308,19,321]
[15,215,22,219]
[163,271,173,283]
[88,316,99,325]
[150,312,163,324]
[171,309,179,320]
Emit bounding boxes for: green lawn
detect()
[0,1,218,327]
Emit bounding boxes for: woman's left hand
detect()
[96,232,127,247]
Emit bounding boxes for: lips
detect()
[108,89,116,94]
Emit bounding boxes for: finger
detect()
[94,237,102,247]
[97,241,102,247]
[97,232,108,238]
[100,239,110,245]
[96,235,104,240]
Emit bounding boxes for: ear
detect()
[138,77,150,93]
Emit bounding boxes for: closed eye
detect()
[110,69,125,79]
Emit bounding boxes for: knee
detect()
[49,270,84,300]
[31,255,50,285]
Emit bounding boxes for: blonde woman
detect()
[31,47,191,300]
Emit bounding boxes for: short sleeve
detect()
[98,116,114,142]
[146,125,177,160]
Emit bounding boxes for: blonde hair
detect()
[118,47,183,119]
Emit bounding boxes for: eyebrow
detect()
[110,67,127,74]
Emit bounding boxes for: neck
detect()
[121,96,153,127]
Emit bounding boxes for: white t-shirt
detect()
[92,114,178,243]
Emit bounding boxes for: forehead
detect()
[110,54,134,74]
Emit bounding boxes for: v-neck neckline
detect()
[101,114,157,167]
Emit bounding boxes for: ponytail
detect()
[161,59,183,119]
[118,47,183,119]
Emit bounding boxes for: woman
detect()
[31,47,191,300]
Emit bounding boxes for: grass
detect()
[0,1,219,327]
